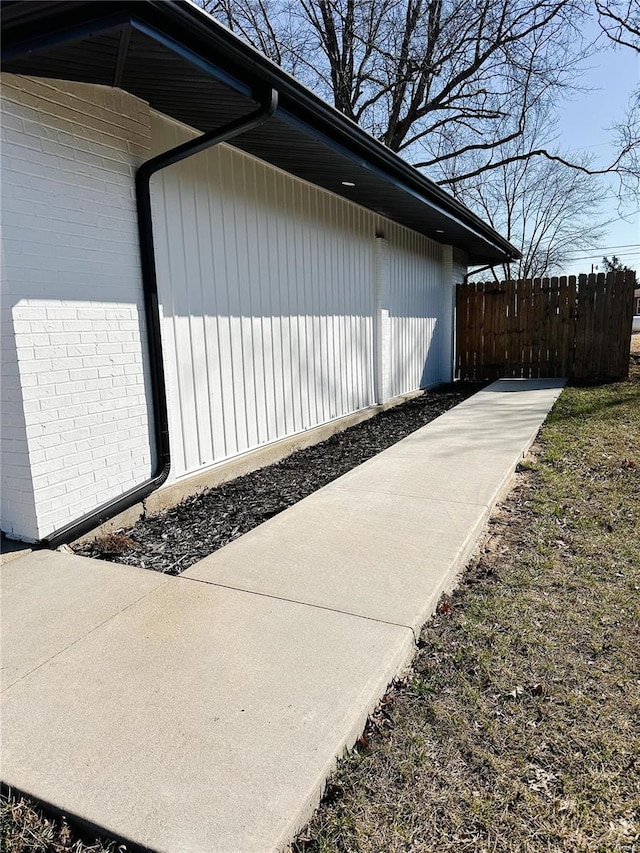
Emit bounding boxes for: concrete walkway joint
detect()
[1,378,565,853]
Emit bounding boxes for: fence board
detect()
[558,276,571,377]
[574,273,594,380]
[530,279,539,377]
[456,270,636,381]
[593,272,608,378]
[617,270,636,376]
[550,277,560,377]
[519,279,530,377]
[608,272,622,379]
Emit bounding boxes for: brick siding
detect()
[1,75,153,541]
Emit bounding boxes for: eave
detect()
[1,0,521,265]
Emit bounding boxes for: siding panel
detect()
[386,224,444,397]
[149,112,378,482]
[2,78,459,542]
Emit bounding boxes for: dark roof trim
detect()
[129,13,255,100]
[151,0,520,261]
[1,0,521,263]
[0,7,130,60]
[278,107,511,257]
[161,0,520,261]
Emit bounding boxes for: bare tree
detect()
[596,0,640,50]
[203,0,639,237]
[210,0,310,73]
[595,1,640,203]
[205,0,593,185]
[448,111,607,279]
[445,2,640,193]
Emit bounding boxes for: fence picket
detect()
[617,270,636,375]
[548,277,560,377]
[593,272,608,377]
[557,276,570,377]
[455,270,635,381]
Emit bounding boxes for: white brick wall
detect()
[0,72,464,542]
[1,75,153,541]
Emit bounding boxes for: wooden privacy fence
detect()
[456,270,636,381]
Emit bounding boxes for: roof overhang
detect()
[1,0,521,265]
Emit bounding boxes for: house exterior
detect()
[1,0,518,545]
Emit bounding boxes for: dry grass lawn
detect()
[294,356,640,852]
[2,349,639,853]
[0,794,123,853]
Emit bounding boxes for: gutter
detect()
[168,0,522,262]
[462,262,510,284]
[0,0,521,262]
[43,88,278,548]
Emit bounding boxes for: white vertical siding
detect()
[149,112,376,482]
[452,248,469,285]
[1,76,470,542]
[385,223,444,397]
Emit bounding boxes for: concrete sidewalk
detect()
[1,378,564,853]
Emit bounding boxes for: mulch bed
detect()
[74,382,483,574]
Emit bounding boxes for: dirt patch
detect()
[74,383,483,574]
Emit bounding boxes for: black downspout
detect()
[462,260,511,285]
[43,89,278,548]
